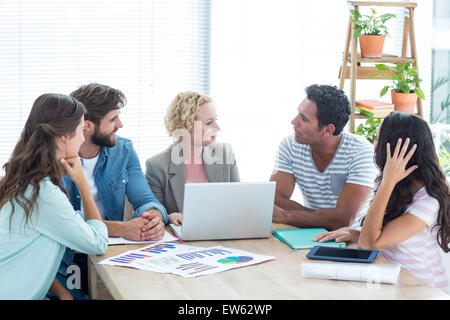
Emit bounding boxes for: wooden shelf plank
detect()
[356,56,415,64]
[348,1,417,8]
[354,113,389,119]
[339,66,391,80]
[354,113,371,119]
[355,112,421,119]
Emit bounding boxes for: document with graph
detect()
[99,243,274,277]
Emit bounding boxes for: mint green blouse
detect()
[0,177,108,300]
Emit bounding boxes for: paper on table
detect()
[100,243,202,273]
[142,245,275,278]
[301,262,401,284]
[108,230,178,245]
[99,243,275,277]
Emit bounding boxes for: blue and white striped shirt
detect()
[274,133,377,228]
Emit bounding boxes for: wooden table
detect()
[88,224,449,300]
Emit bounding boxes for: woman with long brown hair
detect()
[0,93,108,299]
[314,112,450,293]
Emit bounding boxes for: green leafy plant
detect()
[354,117,381,144]
[439,145,450,176]
[430,77,450,124]
[437,131,450,176]
[350,8,396,39]
[370,60,425,99]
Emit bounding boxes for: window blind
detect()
[0,0,211,170]
[0,0,432,184]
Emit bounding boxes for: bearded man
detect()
[50,83,168,299]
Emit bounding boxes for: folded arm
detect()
[270,170,372,231]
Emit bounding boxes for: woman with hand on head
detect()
[145,91,240,226]
[313,112,450,293]
[0,94,108,300]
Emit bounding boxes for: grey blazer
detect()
[145,142,240,214]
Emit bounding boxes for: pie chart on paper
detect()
[217,256,253,264]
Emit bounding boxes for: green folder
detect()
[272,228,346,250]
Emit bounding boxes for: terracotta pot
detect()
[359,35,385,58]
[391,90,417,114]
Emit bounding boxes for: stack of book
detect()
[355,99,394,118]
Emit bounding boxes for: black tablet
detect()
[306,245,379,263]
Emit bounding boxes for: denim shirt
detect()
[58,136,168,275]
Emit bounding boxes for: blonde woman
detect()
[145,91,240,225]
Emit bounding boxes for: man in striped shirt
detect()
[270,84,378,230]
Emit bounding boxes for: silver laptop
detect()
[170,182,275,241]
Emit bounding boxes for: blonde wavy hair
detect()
[165,91,213,141]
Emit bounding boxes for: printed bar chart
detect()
[100,244,274,277]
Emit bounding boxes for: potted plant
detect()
[370,60,425,113]
[351,8,396,58]
[354,117,381,144]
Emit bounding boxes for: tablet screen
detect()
[314,247,371,259]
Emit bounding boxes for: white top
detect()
[380,187,449,293]
[274,133,378,228]
[81,155,106,220]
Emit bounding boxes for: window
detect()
[431,0,450,124]
[0,0,434,181]
[210,0,432,182]
[0,0,210,170]
[430,0,450,176]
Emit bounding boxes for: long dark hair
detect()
[0,93,85,228]
[374,112,450,252]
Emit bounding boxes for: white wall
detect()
[210,0,433,185]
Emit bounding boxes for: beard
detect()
[91,126,118,147]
